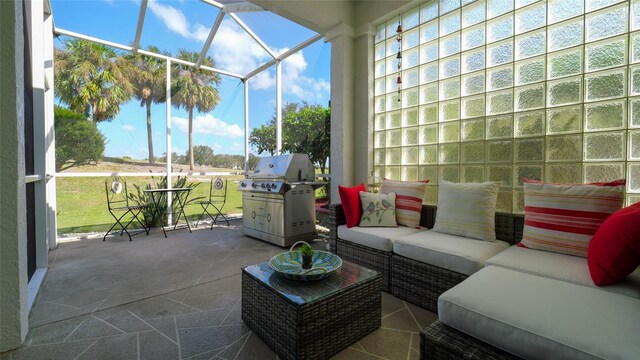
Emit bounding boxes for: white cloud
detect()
[208,21,329,102]
[147,4,329,101]
[122,124,135,132]
[244,50,330,102]
[147,0,208,42]
[250,71,274,90]
[281,51,330,102]
[209,142,243,154]
[173,114,243,138]
[210,20,270,75]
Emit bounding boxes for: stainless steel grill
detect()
[238,154,323,247]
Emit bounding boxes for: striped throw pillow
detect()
[432,181,499,241]
[521,179,626,257]
[380,179,428,227]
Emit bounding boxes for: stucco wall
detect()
[353,0,414,29]
[0,0,29,352]
[327,25,356,198]
[353,28,375,185]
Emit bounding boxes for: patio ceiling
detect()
[249,0,414,34]
[50,0,324,80]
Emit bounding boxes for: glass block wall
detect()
[373,0,640,213]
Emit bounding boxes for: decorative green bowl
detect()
[269,241,342,281]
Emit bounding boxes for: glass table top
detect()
[243,260,380,306]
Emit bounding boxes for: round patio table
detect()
[144,187,193,238]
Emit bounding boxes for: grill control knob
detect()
[251,183,257,188]
[261,183,266,189]
[241,182,246,187]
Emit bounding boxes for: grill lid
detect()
[249,154,315,181]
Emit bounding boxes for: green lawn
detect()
[57,175,328,235]
[56,157,330,235]
[56,175,245,234]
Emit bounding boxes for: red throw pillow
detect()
[588,203,640,286]
[338,183,367,228]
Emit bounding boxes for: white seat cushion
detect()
[486,245,640,299]
[393,231,510,276]
[439,266,640,360]
[337,225,423,252]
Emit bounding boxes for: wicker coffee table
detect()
[242,260,382,360]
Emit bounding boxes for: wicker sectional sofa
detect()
[329,202,640,358]
[422,246,640,359]
[327,203,524,311]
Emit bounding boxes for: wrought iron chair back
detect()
[195,177,230,228]
[105,177,130,210]
[103,177,149,241]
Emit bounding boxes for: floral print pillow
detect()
[359,192,397,227]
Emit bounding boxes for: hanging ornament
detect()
[396,19,403,102]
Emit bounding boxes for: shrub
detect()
[128,176,203,228]
[54,106,106,171]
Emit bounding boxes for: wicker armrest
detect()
[328,203,345,253]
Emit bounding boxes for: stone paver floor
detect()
[1,220,437,359]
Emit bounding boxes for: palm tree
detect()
[54,38,132,124]
[124,46,169,164]
[171,49,221,170]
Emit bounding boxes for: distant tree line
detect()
[156,148,259,170]
[54,105,258,172]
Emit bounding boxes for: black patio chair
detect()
[103,177,149,241]
[194,177,230,228]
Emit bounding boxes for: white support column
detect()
[244,78,250,175]
[325,23,355,201]
[30,0,47,261]
[354,24,377,186]
[165,59,173,224]
[44,6,57,251]
[276,59,282,154]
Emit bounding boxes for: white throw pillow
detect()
[432,181,499,241]
[359,192,397,227]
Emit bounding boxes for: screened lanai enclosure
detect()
[4,0,640,356]
[49,0,331,236]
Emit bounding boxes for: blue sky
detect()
[51,0,331,159]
